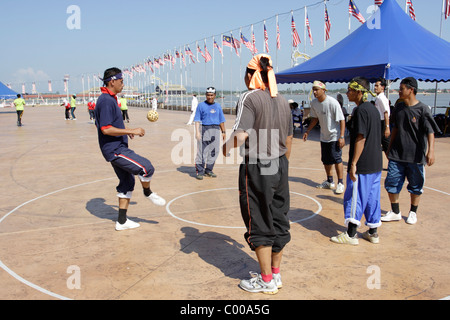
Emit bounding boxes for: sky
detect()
[1,0,450,94]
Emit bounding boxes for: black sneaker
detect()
[196,174,204,180]
[205,172,217,178]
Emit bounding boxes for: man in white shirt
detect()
[151,97,158,110]
[186,94,198,125]
[303,81,346,194]
[374,78,390,156]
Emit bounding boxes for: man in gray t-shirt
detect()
[303,81,346,194]
[232,89,293,161]
[222,54,293,295]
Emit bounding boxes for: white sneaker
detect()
[239,272,279,294]
[115,219,140,231]
[147,192,166,206]
[381,211,402,222]
[335,183,345,194]
[330,232,359,245]
[273,273,282,289]
[406,211,417,225]
[316,180,335,189]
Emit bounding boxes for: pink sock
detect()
[272,267,280,274]
[261,273,273,283]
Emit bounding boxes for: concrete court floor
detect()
[0,104,448,300]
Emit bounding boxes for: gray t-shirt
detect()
[233,89,293,160]
[310,95,345,142]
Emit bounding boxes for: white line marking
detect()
[165,188,322,228]
[0,166,447,300]
[0,177,113,300]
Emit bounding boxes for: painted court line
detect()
[1,167,448,300]
[165,187,322,229]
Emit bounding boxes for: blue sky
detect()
[1,0,449,93]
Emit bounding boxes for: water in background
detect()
[218,92,450,115]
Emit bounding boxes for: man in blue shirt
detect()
[95,67,166,231]
[194,87,226,179]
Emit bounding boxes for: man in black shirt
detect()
[382,77,437,225]
[331,77,382,245]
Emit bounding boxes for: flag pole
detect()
[220,33,224,104]
[276,15,279,71]
[230,30,233,111]
[324,1,326,49]
[204,39,207,87]
[348,3,351,35]
[304,7,307,54]
[433,0,447,113]
[212,37,215,86]
[290,11,293,67]
[239,27,242,96]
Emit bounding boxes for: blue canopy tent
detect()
[276,0,450,84]
[0,81,18,100]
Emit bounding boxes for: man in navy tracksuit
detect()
[95,67,166,231]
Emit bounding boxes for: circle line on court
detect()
[0,167,448,300]
[165,187,323,229]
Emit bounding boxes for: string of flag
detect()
[7,0,450,93]
[116,0,450,79]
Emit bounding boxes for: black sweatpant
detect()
[238,155,291,252]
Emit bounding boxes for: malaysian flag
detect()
[231,35,240,57]
[241,33,255,54]
[197,44,205,60]
[123,68,133,78]
[222,35,233,48]
[264,23,269,53]
[185,46,193,56]
[214,40,223,56]
[306,12,313,46]
[349,0,365,23]
[407,0,416,20]
[446,0,450,19]
[325,5,331,41]
[135,64,146,73]
[252,29,258,54]
[181,51,186,66]
[204,44,212,62]
[291,16,301,47]
[375,0,383,6]
[276,21,281,50]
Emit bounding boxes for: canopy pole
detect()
[433,0,446,115]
